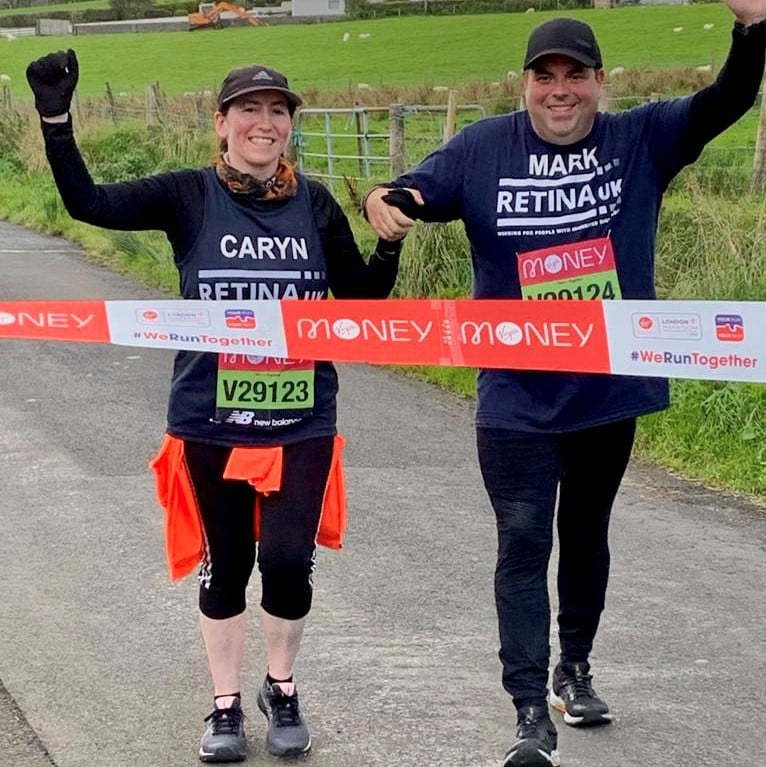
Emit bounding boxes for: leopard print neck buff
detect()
[215,153,298,201]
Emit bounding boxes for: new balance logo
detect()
[225,410,255,425]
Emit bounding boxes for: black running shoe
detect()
[199,698,246,763]
[257,678,311,757]
[550,661,613,727]
[502,705,560,767]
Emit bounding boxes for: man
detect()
[364,6,766,766]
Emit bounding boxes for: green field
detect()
[0,5,746,100]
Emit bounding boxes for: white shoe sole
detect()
[549,692,613,727]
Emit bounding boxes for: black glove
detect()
[382,188,423,220]
[26,49,79,118]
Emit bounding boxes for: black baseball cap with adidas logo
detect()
[217,64,303,113]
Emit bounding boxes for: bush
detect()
[345,0,591,19]
[656,183,766,300]
[75,7,123,21]
[80,124,166,181]
[0,109,29,174]
[0,10,71,26]
[108,0,154,20]
[154,0,198,14]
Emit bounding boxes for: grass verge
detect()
[1,103,764,509]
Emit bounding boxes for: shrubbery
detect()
[345,0,591,20]
[0,0,593,25]
[107,0,153,19]
[154,0,198,15]
[0,78,763,502]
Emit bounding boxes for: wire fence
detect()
[3,82,766,193]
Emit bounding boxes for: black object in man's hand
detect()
[26,49,79,118]
[382,188,423,220]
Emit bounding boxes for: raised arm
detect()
[27,49,199,239]
[683,11,766,158]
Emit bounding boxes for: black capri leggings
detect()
[183,435,335,621]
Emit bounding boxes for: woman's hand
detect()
[26,49,79,118]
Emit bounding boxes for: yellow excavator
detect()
[188,2,263,30]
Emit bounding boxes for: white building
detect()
[291,0,344,16]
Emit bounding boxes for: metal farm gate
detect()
[291,100,487,194]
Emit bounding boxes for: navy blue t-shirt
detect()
[397,99,696,432]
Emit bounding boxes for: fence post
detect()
[72,89,82,128]
[284,134,298,165]
[195,95,207,131]
[324,111,336,194]
[389,103,406,177]
[598,84,610,113]
[104,82,117,125]
[145,83,159,125]
[154,81,164,113]
[443,89,458,144]
[355,107,367,176]
[751,79,766,192]
[287,113,300,168]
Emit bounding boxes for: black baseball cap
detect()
[217,64,303,113]
[523,17,603,70]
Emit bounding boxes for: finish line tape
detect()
[0,298,763,383]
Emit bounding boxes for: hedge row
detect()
[344,0,592,20]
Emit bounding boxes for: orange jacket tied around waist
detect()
[149,434,347,581]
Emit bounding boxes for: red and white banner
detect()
[0,298,763,383]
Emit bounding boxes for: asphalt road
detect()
[0,219,763,767]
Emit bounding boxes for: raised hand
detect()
[26,49,79,118]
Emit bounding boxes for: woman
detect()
[26,51,401,763]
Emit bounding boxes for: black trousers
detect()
[476,418,636,710]
[184,435,335,621]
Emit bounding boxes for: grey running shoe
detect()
[550,661,613,727]
[257,678,311,757]
[199,698,246,763]
[503,705,560,767]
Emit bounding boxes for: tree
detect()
[345,0,374,19]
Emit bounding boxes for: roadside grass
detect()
[636,380,766,495]
[656,185,766,300]
[4,125,765,504]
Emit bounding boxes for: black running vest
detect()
[166,169,338,446]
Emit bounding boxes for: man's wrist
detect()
[734,17,766,34]
[361,183,395,221]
